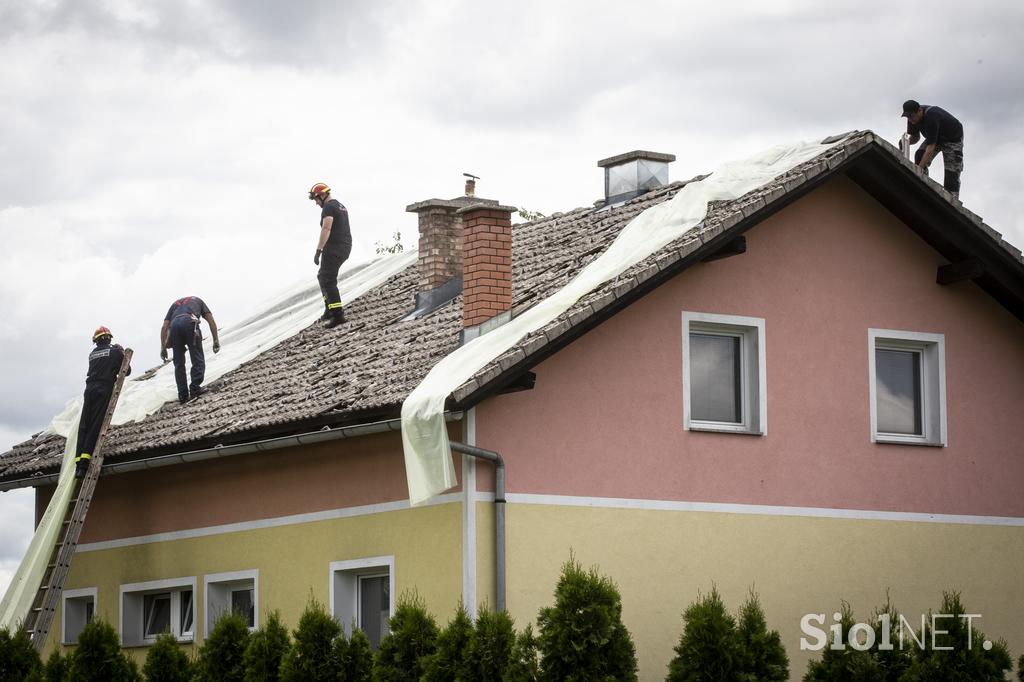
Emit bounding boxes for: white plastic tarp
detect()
[401,138,838,505]
[0,250,416,630]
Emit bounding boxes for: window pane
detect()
[690,333,741,423]
[144,594,171,638]
[180,590,194,634]
[876,349,922,434]
[231,588,254,628]
[359,575,390,651]
[85,601,94,624]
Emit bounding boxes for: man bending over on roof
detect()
[901,99,965,197]
[308,182,352,329]
[75,327,131,479]
[160,296,220,404]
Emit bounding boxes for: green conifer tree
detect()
[141,632,191,682]
[536,556,638,682]
[0,626,42,681]
[372,592,438,682]
[422,603,473,682]
[243,610,291,682]
[503,624,540,682]
[343,628,374,682]
[464,607,516,681]
[193,611,250,682]
[279,598,341,682]
[67,619,136,682]
[735,590,788,681]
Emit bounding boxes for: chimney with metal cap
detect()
[597,150,676,205]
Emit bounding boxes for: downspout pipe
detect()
[449,441,506,613]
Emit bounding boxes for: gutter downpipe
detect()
[0,413,464,493]
[449,441,506,613]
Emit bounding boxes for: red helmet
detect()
[93,326,112,342]
[308,182,330,201]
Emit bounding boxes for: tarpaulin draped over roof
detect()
[0,250,416,630]
[400,137,841,505]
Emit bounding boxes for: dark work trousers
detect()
[914,140,964,195]
[169,315,206,401]
[75,383,113,472]
[317,244,351,319]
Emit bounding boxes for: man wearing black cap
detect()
[901,99,964,197]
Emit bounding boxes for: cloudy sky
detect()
[1,0,1021,596]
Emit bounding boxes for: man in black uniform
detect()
[901,99,965,197]
[160,296,221,403]
[308,182,352,328]
[75,327,131,479]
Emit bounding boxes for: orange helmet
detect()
[93,326,112,342]
[308,182,330,201]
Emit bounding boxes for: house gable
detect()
[474,173,1024,518]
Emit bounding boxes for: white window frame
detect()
[329,556,395,641]
[62,587,97,644]
[120,577,196,646]
[204,569,259,636]
[682,312,767,435]
[868,329,947,446]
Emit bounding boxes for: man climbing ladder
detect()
[75,327,131,478]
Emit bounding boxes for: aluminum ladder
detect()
[24,348,133,651]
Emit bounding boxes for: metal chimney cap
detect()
[597,150,676,168]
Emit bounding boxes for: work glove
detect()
[213,340,221,353]
[314,249,322,265]
[160,348,168,362]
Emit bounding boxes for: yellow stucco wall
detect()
[47,501,463,662]
[495,502,1024,681]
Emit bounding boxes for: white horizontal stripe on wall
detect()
[76,493,463,553]
[78,490,1024,554]
[500,493,1024,527]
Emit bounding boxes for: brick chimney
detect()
[458,203,516,334]
[406,199,463,291]
[406,181,501,320]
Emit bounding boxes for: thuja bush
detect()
[243,610,291,682]
[802,601,884,682]
[463,607,516,681]
[42,648,68,682]
[0,626,42,680]
[422,603,473,682]
[735,591,788,682]
[141,632,192,682]
[667,587,788,682]
[372,592,439,682]
[666,586,743,681]
[193,611,250,682]
[900,591,1011,682]
[340,627,374,682]
[67,618,138,681]
[279,598,341,682]
[1018,653,1024,682]
[536,556,638,682]
[503,624,540,682]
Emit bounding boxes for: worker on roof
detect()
[901,99,965,198]
[75,327,131,479]
[160,296,220,404]
[308,182,352,328]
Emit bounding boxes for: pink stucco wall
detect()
[477,176,1024,517]
[40,426,463,543]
